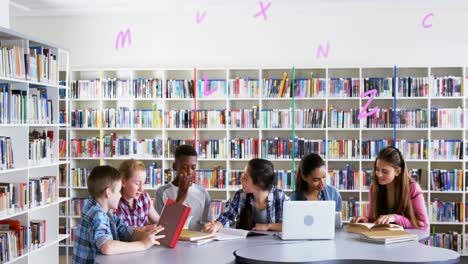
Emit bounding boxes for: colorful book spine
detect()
[210,200,226,220]
[71,79,101,99]
[196,139,227,159]
[133,138,163,158]
[229,107,259,128]
[228,78,259,98]
[70,138,100,158]
[329,108,359,128]
[426,232,462,253]
[431,76,462,97]
[430,140,463,160]
[342,197,368,221]
[397,77,429,97]
[194,110,226,128]
[262,77,291,98]
[294,78,327,98]
[0,136,14,170]
[197,79,228,98]
[195,167,227,189]
[328,165,361,190]
[28,87,52,124]
[394,139,429,160]
[430,108,463,128]
[329,78,360,97]
[101,78,132,99]
[28,130,52,164]
[229,170,293,189]
[145,162,163,187]
[0,84,27,124]
[102,133,131,157]
[363,77,393,97]
[132,78,163,99]
[229,138,260,159]
[262,109,326,128]
[70,198,87,216]
[327,139,360,159]
[430,169,463,191]
[165,80,194,98]
[361,139,392,159]
[294,138,326,158]
[430,199,464,223]
[165,139,195,158]
[165,110,194,128]
[71,168,91,187]
[133,107,163,128]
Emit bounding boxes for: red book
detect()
[158,199,191,248]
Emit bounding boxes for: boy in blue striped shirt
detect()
[72,165,164,263]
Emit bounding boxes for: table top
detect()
[95,229,458,264]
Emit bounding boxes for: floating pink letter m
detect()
[115,29,132,50]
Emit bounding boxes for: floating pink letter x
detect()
[254,1,271,20]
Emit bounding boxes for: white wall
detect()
[9,3,468,69]
[0,0,9,28]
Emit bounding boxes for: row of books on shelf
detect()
[66,107,465,129]
[332,107,463,129]
[0,42,58,84]
[0,177,57,212]
[425,232,463,253]
[67,136,464,161]
[0,136,13,170]
[28,130,54,164]
[0,219,47,262]
[69,76,462,99]
[430,200,467,223]
[0,84,55,125]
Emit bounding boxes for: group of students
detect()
[72,144,429,263]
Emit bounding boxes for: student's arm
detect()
[252,223,282,231]
[148,195,160,224]
[202,191,242,233]
[202,190,212,222]
[154,188,165,214]
[100,228,164,255]
[392,184,429,230]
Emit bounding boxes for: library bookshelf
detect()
[0,26,71,264]
[61,66,467,255]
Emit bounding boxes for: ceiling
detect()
[10,0,468,16]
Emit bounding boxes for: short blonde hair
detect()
[119,159,146,181]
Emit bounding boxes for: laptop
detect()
[279,201,335,240]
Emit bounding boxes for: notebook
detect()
[179,229,214,242]
[158,199,191,248]
[346,223,403,233]
[358,230,418,244]
[213,228,277,241]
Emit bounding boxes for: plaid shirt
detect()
[116,191,152,227]
[72,199,134,264]
[216,188,289,227]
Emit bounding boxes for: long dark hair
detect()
[371,146,420,227]
[237,159,275,230]
[295,153,325,193]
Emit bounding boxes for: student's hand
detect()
[351,216,368,223]
[142,224,162,233]
[374,214,396,225]
[252,223,270,231]
[202,221,223,234]
[142,226,165,249]
[176,170,190,203]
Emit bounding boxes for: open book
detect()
[214,228,278,241]
[179,229,214,242]
[346,223,403,233]
[358,230,418,244]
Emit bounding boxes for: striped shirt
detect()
[116,191,152,227]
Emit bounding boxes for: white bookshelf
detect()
[63,67,466,255]
[0,26,70,264]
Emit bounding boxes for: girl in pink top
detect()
[351,146,429,230]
